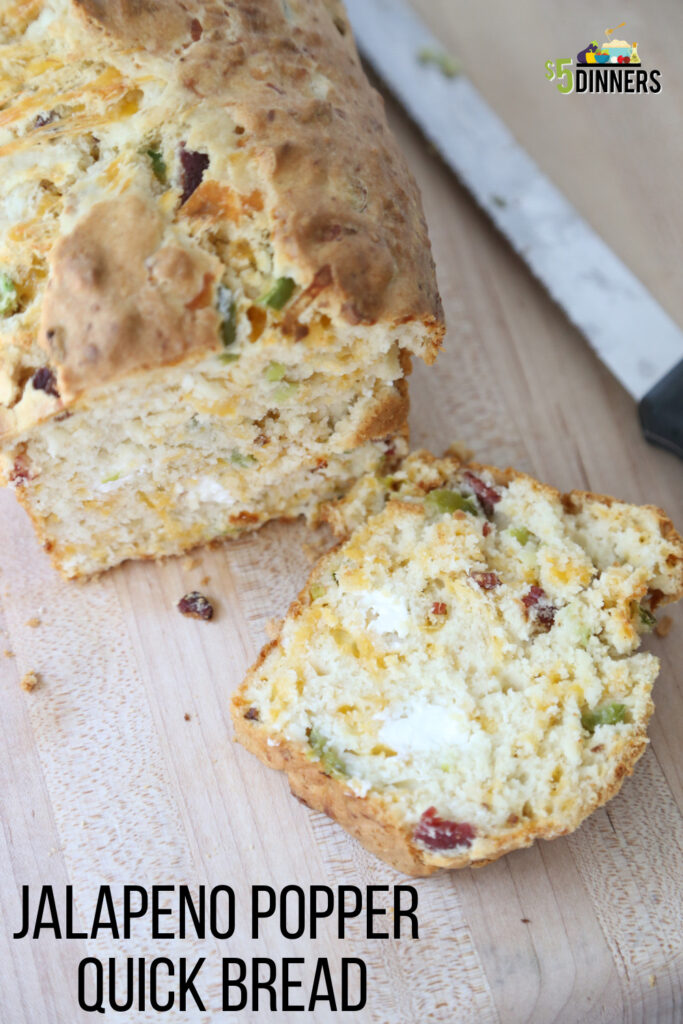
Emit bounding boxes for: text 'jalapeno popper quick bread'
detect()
[232,450,683,876]
[0,1,443,577]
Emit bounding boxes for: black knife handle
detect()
[638,357,683,460]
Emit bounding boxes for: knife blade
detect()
[345,0,683,458]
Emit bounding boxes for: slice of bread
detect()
[232,449,683,875]
[0,1,442,577]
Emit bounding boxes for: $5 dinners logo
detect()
[545,22,661,95]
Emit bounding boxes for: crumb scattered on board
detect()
[265,617,281,640]
[25,617,41,628]
[443,439,475,462]
[648,974,656,987]
[301,530,333,564]
[655,616,673,638]
[177,592,214,620]
[301,542,321,563]
[200,574,211,586]
[4,648,14,658]
[21,670,40,692]
[183,556,200,571]
[184,712,191,721]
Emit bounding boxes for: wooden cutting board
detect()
[1,2,681,1021]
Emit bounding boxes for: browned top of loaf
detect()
[41,195,225,396]
[0,0,443,438]
[70,0,443,355]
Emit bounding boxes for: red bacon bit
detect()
[431,601,447,615]
[482,522,492,537]
[470,570,501,590]
[522,585,545,609]
[522,585,556,630]
[31,366,59,398]
[414,808,475,851]
[190,18,202,40]
[379,437,404,473]
[179,146,209,204]
[9,454,32,485]
[177,591,214,620]
[34,110,59,129]
[463,470,501,517]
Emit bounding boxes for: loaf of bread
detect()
[0,0,443,577]
[232,449,683,875]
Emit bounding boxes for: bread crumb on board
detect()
[4,648,14,658]
[655,616,673,638]
[301,525,335,565]
[20,670,40,692]
[443,440,475,462]
[177,592,214,620]
[183,556,200,572]
[264,617,281,640]
[25,617,41,628]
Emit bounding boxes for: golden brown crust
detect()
[71,0,444,338]
[351,376,410,446]
[233,706,435,876]
[233,663,652,877]
[72,0,193,48]
[324,452,683,606]
[40,196,223,400]
[352,347,412,447]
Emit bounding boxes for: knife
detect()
[345,0,683,459]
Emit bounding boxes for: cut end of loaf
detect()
[232,449,683,875]
[2,354,410,577]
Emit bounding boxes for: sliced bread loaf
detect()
[0,1,442,577]
[232,449,683,875]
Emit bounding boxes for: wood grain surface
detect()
[1,1,681,1022]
